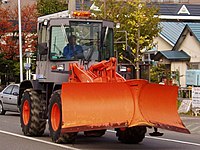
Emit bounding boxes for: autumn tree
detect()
[93,0,161,78]
[37,0,68,16]
[0,4,38,83]
[0,4,37,60]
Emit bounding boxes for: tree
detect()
[0,4,37,60]
[37,0,68,16]
[93,0,161,78]
[150,64,168,83]
[0,4,38,83]
[0,7,13,37]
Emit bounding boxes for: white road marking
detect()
[1,129,200,148]
[0,130,81,150]
[185,123,200,128]
[190,126,200,132]
[107,130,200,147]
[145,136,200,147]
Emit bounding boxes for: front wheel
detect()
[0,101,6,115]
[20,89,46,136]
[48,90,77,144]
[116,126,147,144]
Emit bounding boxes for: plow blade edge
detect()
[61,80,189,134]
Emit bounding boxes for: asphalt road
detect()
[0,112,200,150]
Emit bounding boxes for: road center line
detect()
[0,130,81,150]
[107,130,200,147]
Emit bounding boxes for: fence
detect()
[178,87,192,100]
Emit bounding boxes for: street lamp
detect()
[24,49,33,80]
[18,0,23,82]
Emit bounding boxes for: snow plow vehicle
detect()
[17,11,189,144]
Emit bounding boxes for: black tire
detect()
[0,101,6,115]
[20,89,46,136]
[84,129,106,137]
[116,126,147,144]
[48,90,77,144]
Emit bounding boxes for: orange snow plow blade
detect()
[126,80,189,133]
[61,80,189,134]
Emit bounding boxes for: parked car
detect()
[0,84,19,115]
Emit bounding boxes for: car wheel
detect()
[20,89,46,136]
[0,101,6,115]
[48,90,77,143]
[116,126,147,144]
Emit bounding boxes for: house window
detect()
[144,54,149,61]
[187,63,200,69]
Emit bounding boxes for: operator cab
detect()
[36,11,114,82]
[37,13,114,62]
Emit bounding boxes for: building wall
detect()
[144,0,200,4]
[158,57,171,64]
[189,0,200,3]
[179,32,200,63]
[154,36,173,51]
[171,61,187,87]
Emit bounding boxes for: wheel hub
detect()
[22,100,30,125]
[51,103,60,131]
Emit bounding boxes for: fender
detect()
[18,80,61,108]
[17,80,43,107]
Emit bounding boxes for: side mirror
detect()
[13,92,19,96]
[38,42,48,55]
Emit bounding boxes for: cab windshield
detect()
[50,21,101,61]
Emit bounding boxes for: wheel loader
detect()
[17,11,189,144]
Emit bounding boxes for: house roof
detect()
[172,22,200,50]
[160,22,200,47]
[160,22,185,45]
[187,23,200,42]
[153,50,190,61]
[158,4,200,16]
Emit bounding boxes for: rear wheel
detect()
[84,129,106,137]
[20,89,46,136]
[116,126,147,144]
[48,90,77,143]
[0,101,6,115]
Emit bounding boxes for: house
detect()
[153,21,200,87]
[150,3,200,87]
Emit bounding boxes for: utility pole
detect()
[68,0,76,12]
[81,0,84,10]
[136,4,142,79]
[18,0,23,82]
[104,0,106,19]
[136,23,140,79]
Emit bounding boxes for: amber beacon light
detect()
[72,11,91,18]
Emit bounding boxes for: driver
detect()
[63,35,84,60]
